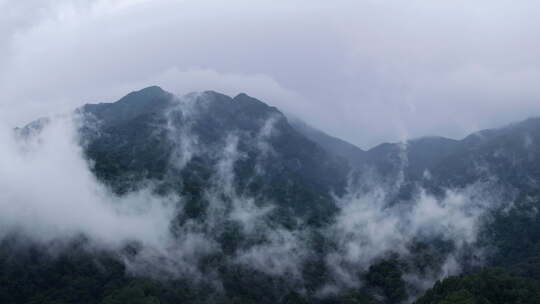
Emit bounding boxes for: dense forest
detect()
[3,87,540,303]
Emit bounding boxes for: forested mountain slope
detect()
[3,86,540,303]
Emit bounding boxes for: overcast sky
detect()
[1,0,540,148]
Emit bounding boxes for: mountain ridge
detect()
[9,85,540,304]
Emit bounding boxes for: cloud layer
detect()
[2,0,540,148]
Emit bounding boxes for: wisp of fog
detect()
[0,93,514,298]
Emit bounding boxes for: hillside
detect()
[3,87,540,303]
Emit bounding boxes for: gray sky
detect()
[1,0,540,149]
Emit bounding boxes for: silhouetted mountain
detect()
[80,87,349,221]
[82,86,175,127]
[329,117,540,195]
[8,86,540,304]
[432,117,540,190]
[290,118,366,166]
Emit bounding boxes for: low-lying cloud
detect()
[0,116,176,250]
[0,92,517,300]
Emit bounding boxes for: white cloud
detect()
[0,115,176,249]
[2,0,539,147]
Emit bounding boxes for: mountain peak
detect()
[232,92,280,113]
[233,92,260,103]
[81,86,173,127]
[234,92,249,99]
[141,85,165,92]
[117,85,170,104]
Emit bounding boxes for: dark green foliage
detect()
[10,87,540,303]
[483,197,540,264]
[81,87,348,219]
[414,268,540,304]
[365,258,408,303]
[0,242,386,304]
[0,241,127,304]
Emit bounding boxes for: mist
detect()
[2,0,540,148]
[0,90,516,301]
[0,117,176,249]
[1,2,537,301]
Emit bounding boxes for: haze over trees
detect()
[2,87,540,303]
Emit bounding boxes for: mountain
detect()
[431,117,540,191]
[289,118,366,166]
[79,87,350,223]
[304,117,540,196]
[4,86,540,304]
